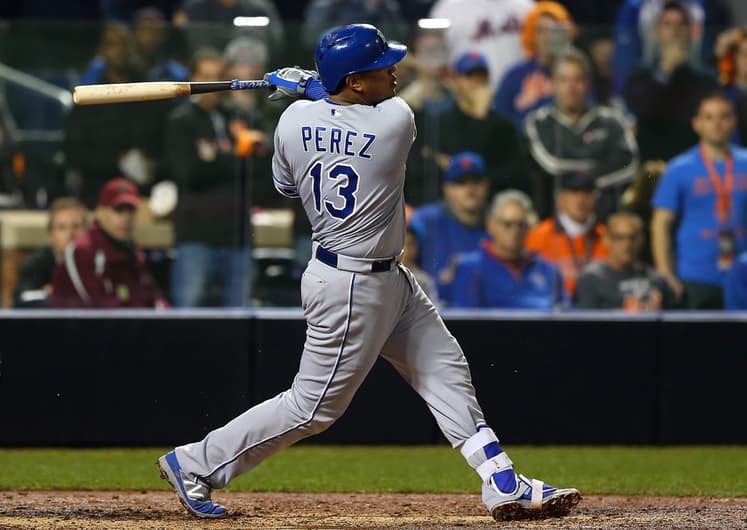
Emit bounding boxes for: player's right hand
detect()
[265,67,328,102]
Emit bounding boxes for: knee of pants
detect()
[285,394,346,437]
[302,415,339,436]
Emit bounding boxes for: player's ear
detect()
[346,73,364,93]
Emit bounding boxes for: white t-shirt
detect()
[430,0,535,90]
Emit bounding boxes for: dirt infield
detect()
[1,491,746,529]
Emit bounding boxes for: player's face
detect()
[606,217,643,268]
[355,65,399,105]
[488,202,529,258]
[97,204,137,242]
[557,189,595,223]
[48,208,87,259]
[443,178,490,215]
[553,61,588,113]
[693,99,736,147]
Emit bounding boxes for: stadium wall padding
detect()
[0,312,744,446]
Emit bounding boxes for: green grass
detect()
[0,446,745,496]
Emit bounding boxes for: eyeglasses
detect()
[608,232,641,242]
[112,204,137,213]
[496,219,529,230]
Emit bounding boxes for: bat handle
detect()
[231,79,271,90]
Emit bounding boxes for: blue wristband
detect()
[304,79,328,101]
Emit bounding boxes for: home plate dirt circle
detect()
[2,491,746,529]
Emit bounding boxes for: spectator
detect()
[651,91,747,309]
[397,30,451,114]
[586,35,616,107]
[302,0,407,50]
[614,0,733,96]
[79,8,188,85]
[624,1,719,161]
[407,51,525,205]
[715,25,747,146]
[173,0,284,52]
[556,0,622,106]
[65,23,169,206]
[13,198,87,308]
[525,173,609,295]
[429,0,534,91]
[49,178,167,308]
[525,47,639,221]
[576,211,676,310]
[724,250,747,309]
[223,36,279,211]
[165,48,258,308]
[452,189,566,309]
[621,159,667,265]
[223,36,269,115]
[494,1,576,128]
[132,7,189,82]
[99,1,180,21]
[409,152,490,304]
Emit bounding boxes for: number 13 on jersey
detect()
[309,162,360,220]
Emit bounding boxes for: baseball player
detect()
[157,23,580,522]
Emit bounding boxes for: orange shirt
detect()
[525,218,609,295]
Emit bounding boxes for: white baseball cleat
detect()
[483,472,581,521]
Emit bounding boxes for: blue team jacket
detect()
[451,242,567,310]
[410,203,488,304]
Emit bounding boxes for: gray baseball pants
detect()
[176,257,486,488]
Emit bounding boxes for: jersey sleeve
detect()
[271,110,299,199]
[594,110,639,189]
[651,164,682,214]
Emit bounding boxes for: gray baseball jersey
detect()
[272,96,413,258]
[174,95,488,492]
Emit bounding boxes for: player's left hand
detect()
[264,67,328,102]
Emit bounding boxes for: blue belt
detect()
[315,246,395,273]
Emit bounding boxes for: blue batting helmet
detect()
[315,24,407,93]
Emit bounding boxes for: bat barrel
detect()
[73,82,191,105]
[72,79,271,105]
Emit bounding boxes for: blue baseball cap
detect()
[445,152,487,183]
[453,51,489,75]
[559,171,596,191]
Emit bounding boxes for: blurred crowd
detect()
[1,0,747,311]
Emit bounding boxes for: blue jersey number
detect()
[309,162,359,220]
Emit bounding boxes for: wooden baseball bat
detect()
[72,79,270,105]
